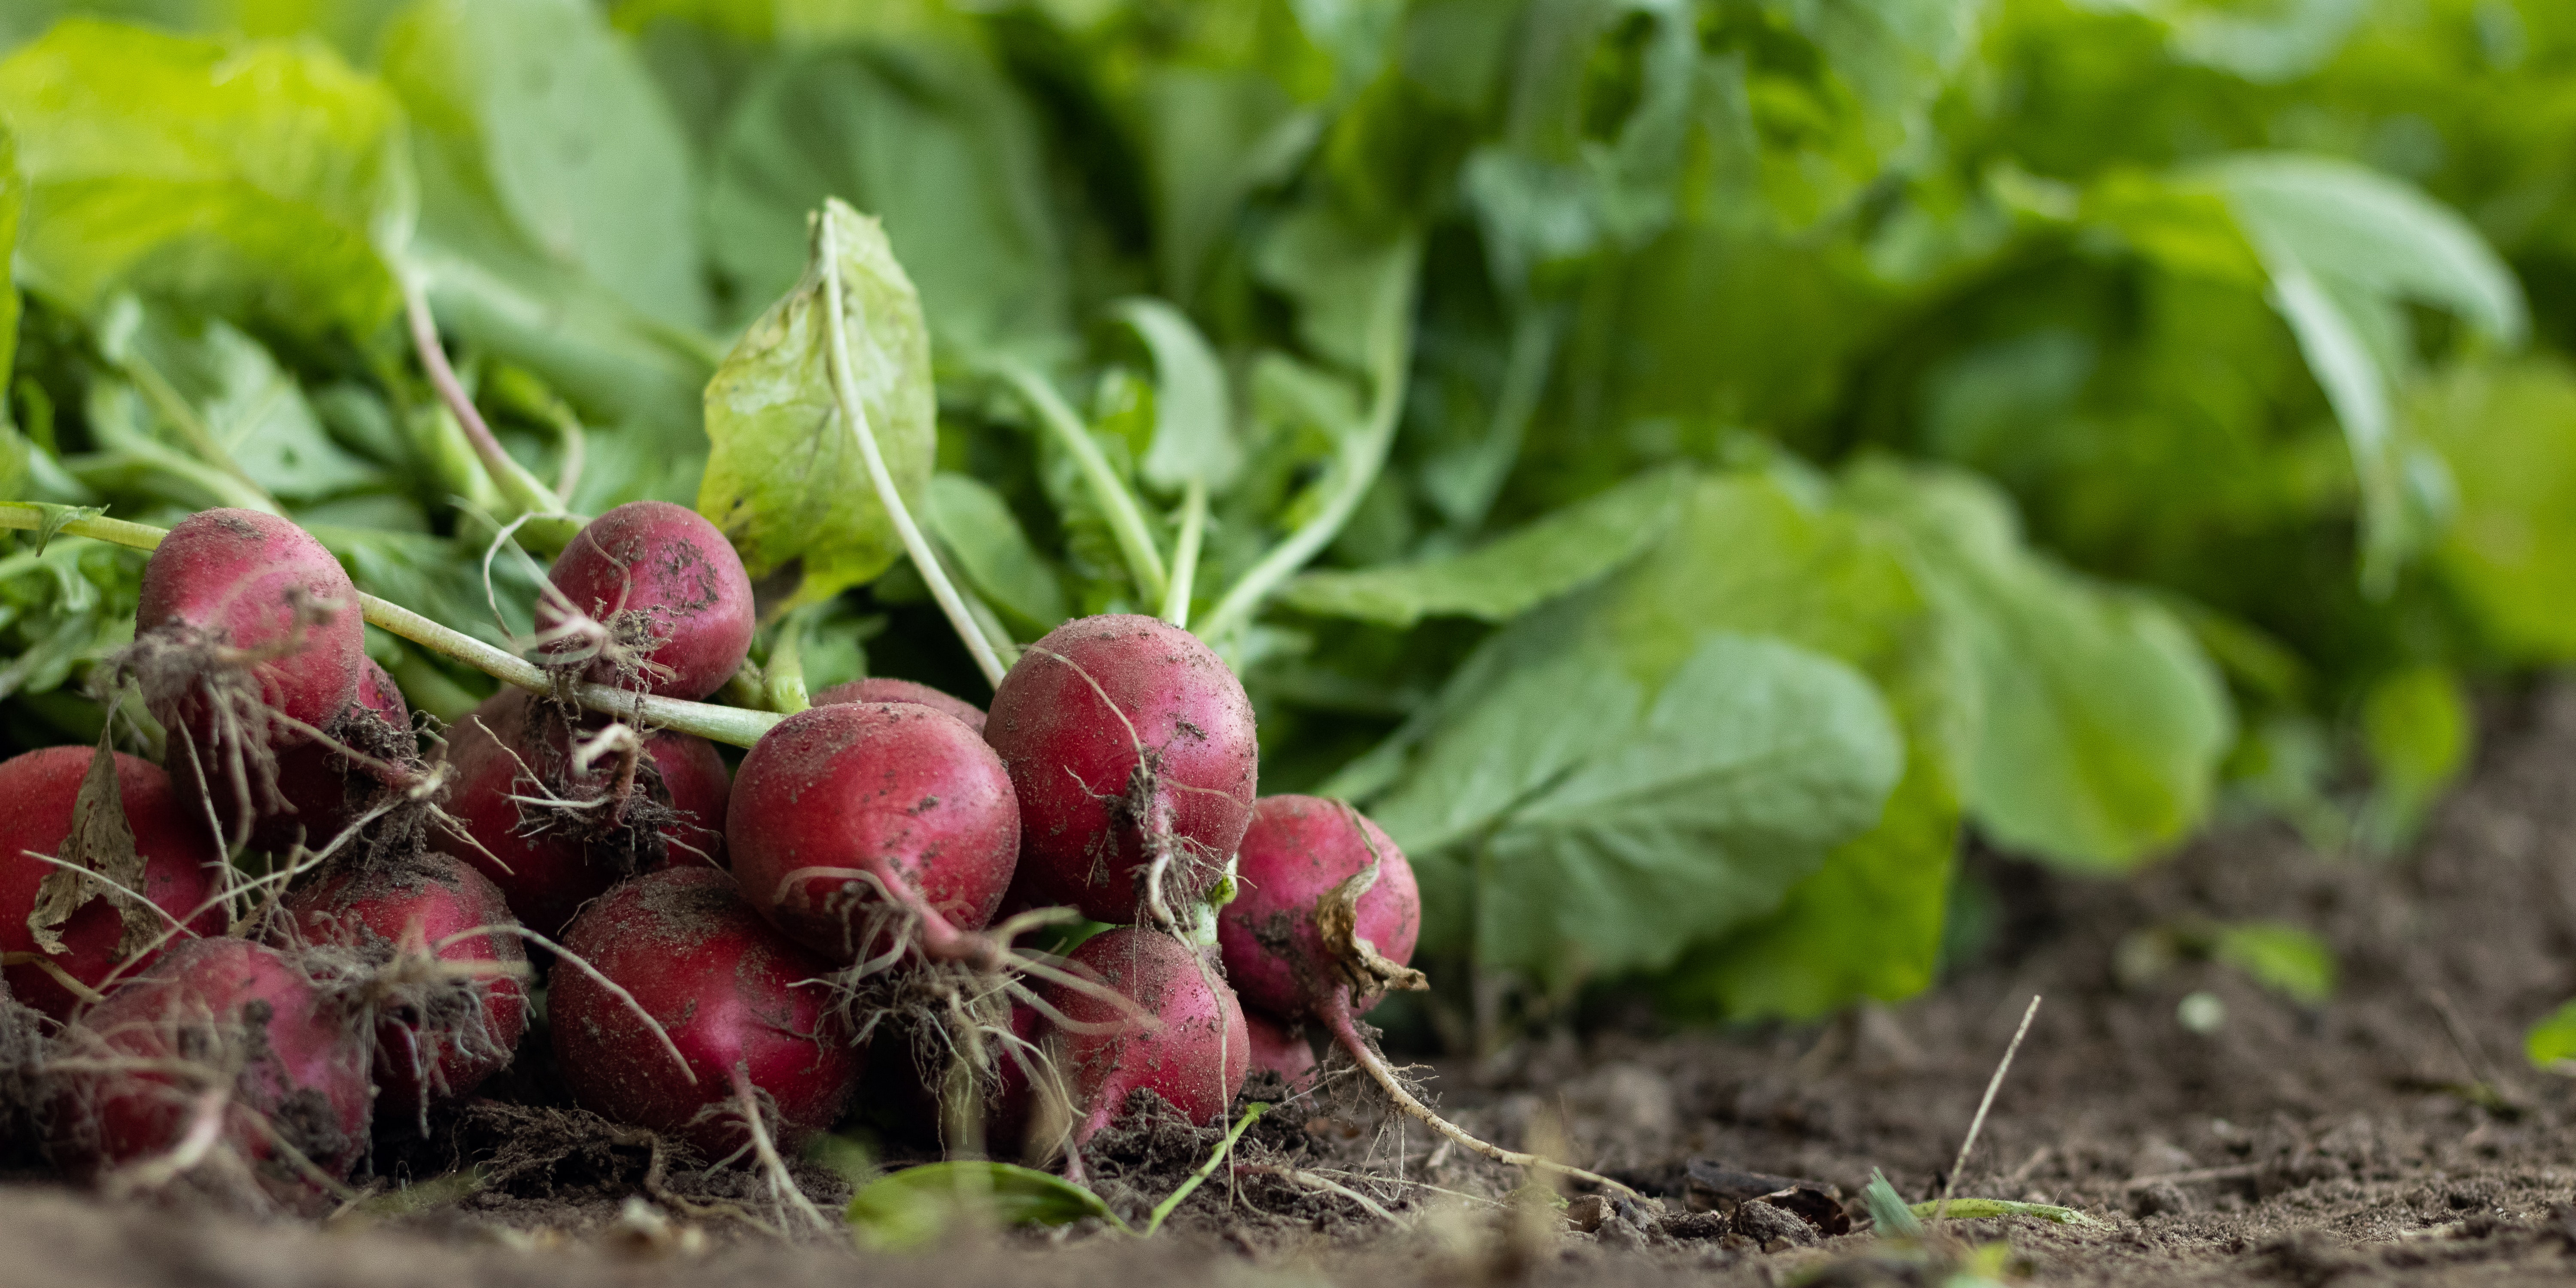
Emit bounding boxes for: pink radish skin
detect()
[1216,795,1420,1020]
[727,702,1017,966]
[551,869,860,1159]
[813,677,987,733]
[984,615,1257,925]
[433,688,729,938]
[1243,1009,1317,1091]
[543,501,755,701]
[0,747,226,1022]
[1045,928,1248,1143]
[47,937,372,1212]
[282,853,529,1116]
[137,509,368,848]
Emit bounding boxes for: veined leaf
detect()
[1282,468,1692,628]
[0,19,414,337]
[381,0,710,331]
[97,298,382,502]
[926,472,1066,633]
[699,201,935,606]
[1112,298,1241,496]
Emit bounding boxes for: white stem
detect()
[1160,480,1206,629]
[817,217,1007,690]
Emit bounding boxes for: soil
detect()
[13,683,2576,1287]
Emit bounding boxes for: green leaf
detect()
[2358,665,2469,851]
[2208,921,2337,1006]
[1281,468,1691,628]
[699,201,935,606]
[0,19,414,337]
[0,118,22,404]
[2526,999,2576,1072]
[705,42,1069,361]
[380,0,709,331]
[926,472,1066,633]
[98,298,383,502]
[2411,358,2576,663]
[1253,203,1417,377]
[1112,298,1242,496]
[847,1161,1123,1250]
[1847,460,2232,871]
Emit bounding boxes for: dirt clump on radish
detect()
[432,687,729,937]
[0,745,228,1022]
[45,936,373,1212]
[984,615,1257,928]
[540,501,755,702]
[550,868,861,1161]
[813,677,987,732]
[276,851,529,1125]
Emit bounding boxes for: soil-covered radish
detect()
[0,747,227,1021]
[813,677,987,733]
[1211,795,1641,1199]
[551,868,860,1159]
[433,688,729,937]
[128,509,368,849]
[258,657,420,855]
[541,501,755,701]
[728,702,1016,966]
[279,852,528,1119]
[1042,927,1247,1144]
[984,615,1257,927]
[46,936,372,1211]
[1243,1009,1316,1091]
[1216,795,1421,1021]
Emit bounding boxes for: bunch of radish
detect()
[0,495,1613,1214]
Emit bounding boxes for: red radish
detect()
[727,702,1016,967]
[0,747,226,1022]
[47,936,372,1212]
[1043,927,1247,1143]
[1244,1010,1316,1091]
[813,677,987,733]
[542,501,755,701]
[551,868,860,1159]
[130,509,367,847]
[280,852,528,1118]
[1213,796,1645,1200]
[1216,795,1421,1021]
[433,687,729,937]
[256,657,420,855]
[984,615,1257,927]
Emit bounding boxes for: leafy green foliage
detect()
[699,202,934,605]
[846,1161,1123,1249]
[2526,999,2576,1073]
[0,20,413,336]
[2207,920,2338,1006]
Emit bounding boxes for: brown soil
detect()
[13,684,2576,1286]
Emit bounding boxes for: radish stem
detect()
[816,213,1007,690]
[1160,480,1205,629]
[403,284,580,550]
[1316,988,1642,1202]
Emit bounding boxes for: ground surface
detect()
[11,684,2576,1287]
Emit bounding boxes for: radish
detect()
[128,509,368,850]
[984,615,1257,928]
[1214,795,1641,1200]
[279,851,529,1121]
[1243,1009,1316,1092]
[0,746,226,1021]
[541,501,756,701]
[813,677,987,733]
[1042,927,1247,1145]
[433,687,729,937]
[257,657,420,855]
[46,936,372,1212]
[727,702,1017,968]
[551,868,860,1160]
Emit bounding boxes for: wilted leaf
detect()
[1282,468,1690,628]
[0,19,414,337]
[699,200,935,605]
[380,0,709,331]
[926,472,1066,633]
[26,732,158,962]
